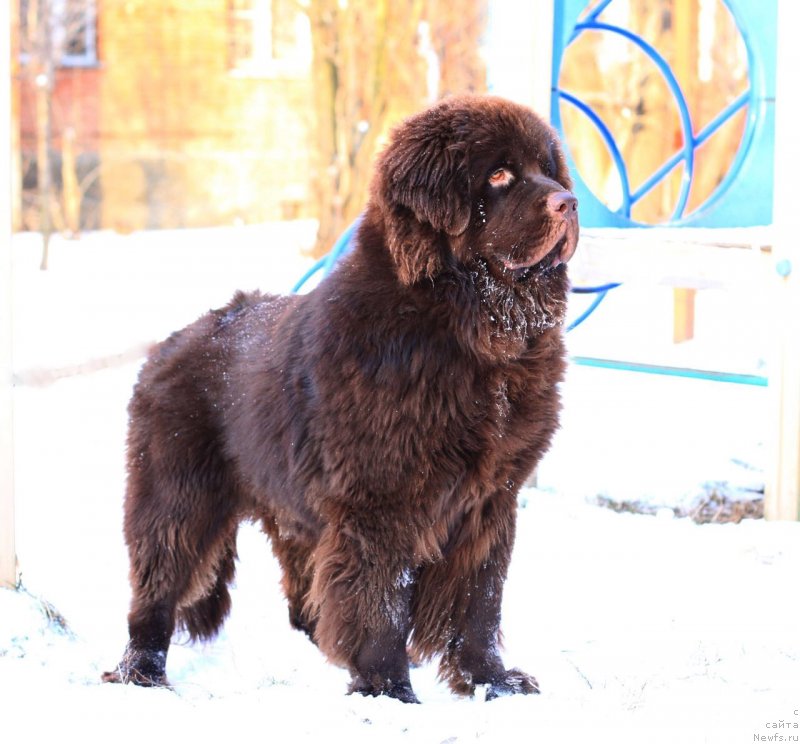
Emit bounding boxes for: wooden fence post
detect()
[766,0,800,520]
[1,1,17,586]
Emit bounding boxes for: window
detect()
[20,0,97,68]
[227,0,311,77]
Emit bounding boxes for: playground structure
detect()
[488,0,799,521]
[2,0,800,588]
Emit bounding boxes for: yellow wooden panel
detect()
[672,287,696,344]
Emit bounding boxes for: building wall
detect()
[18,0,314,232]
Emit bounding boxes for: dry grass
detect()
[595,485,764,524]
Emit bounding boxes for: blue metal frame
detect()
[552,0,776,227]
[572,356,768,387]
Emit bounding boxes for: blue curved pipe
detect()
[578,0,615,28]
[290,256,329,295]
[567,289,610,332]
[571,282,622,294]
[557,90,633,217]
[290,216,362,294]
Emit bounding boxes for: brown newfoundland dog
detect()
[103,95,579,703]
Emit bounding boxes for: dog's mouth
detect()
[499,208,580,282]
[503,237,567,282]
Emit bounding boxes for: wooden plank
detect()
[1,0,17,587]
[766,0,800,520]
[569,226,773,289]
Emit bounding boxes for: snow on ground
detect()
[2,226,798,744]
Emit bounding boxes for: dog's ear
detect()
[380,132,471,236]
[374,111,471,285]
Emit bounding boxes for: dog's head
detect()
[373,95,579,287]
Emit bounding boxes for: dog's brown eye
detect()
[488,168,514,187]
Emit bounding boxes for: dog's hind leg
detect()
[102,461,239,687]
[262,517,317,641]
[176,526,239,642]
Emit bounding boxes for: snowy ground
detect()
[2,226,798,744]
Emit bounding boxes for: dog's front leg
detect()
[441,547,540,700]
[411,487,539,699]
[307,515,419,703]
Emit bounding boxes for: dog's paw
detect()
[348,675,420,704]
[100,668,123,684]
[101,647,169,688]
[101,666,169,687]
[484,668,540,701]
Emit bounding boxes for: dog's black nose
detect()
[546,191,578,218]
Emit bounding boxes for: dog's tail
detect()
[177,534,238,642]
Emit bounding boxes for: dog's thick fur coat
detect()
[103,95,579,702]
